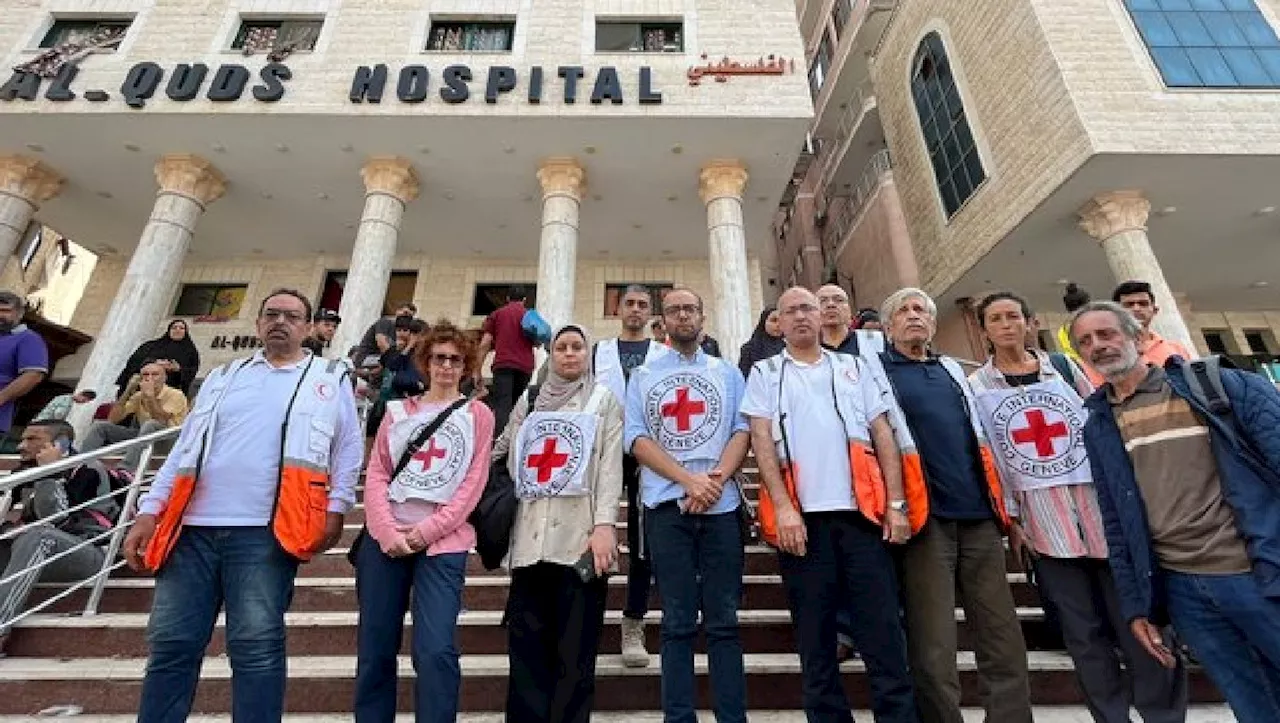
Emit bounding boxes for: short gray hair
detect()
[880,287,938,329]
[1067,300,1143,345]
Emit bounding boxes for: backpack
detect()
[470,387,540,571]
[1177,355,1280,485]
[520,309,552,345]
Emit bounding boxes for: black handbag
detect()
[469,387,540,571]
[347,397,470,567]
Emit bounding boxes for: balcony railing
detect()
[817,80,874,189]
[822,149,892,251]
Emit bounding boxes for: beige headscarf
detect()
[493,324,595,457]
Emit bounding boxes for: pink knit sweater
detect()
[364,398,494,556]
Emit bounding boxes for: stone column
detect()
[700,160,753,363]
[0,155,63,263]
[535,158,586,330]
[68,154,225,434]
[331,157,420,359]
[1078,190,1196,352]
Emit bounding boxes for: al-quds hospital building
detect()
[4,0,1280,405]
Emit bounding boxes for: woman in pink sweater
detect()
[354,319,494,723]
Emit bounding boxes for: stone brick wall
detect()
[56,254,761,381]
[871,0,1095,299]
[0,0,811,120]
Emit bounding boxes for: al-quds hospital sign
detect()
[0,61,665,108]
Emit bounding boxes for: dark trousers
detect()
[898,517,1032,723]
[778,512,916,723]
[1035,556,1187,723]
[623,454,652,620]
[646,502,747,723]
[505,562,608,723]
[489,368,532,435]
[138,527,298,723]
[354,542,467,723]
[1166,569,1280,723]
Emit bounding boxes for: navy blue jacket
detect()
[1083,361,1280,625]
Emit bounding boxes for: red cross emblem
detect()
[1011,410,1069,458]
[661,387,707,432]
[412,438,448,472]
[525,438,570,484]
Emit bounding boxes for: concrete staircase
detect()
[0,455,1225,715]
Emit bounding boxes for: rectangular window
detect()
[832,0,854,37]
[603,283,674,317]
[173,284,248,319]
[595,21,683,52]
[1123,0,1280,88]
[1245,329,1273,354]
[427,20,515,52]
[808,33,834,98]
[472,284,536,317]
[39,18,130,49]
[232,18,323,53]
[1203,329,1230,354]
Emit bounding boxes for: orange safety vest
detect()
[144,355,349,571]
[751,352,899,546]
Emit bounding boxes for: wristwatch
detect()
[888,500,908,513]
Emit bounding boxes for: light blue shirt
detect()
[624,348,748,514]
[141,352,363,526]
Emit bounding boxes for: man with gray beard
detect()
[1074,300,1280,723]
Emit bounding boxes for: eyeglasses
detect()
[429,353,465,368]
[261,309,307,324]
[664,304,702,317]
[781,303,819,316]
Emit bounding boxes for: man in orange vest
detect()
[123,288,363,723]
[742,286,916,722]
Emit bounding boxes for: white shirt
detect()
[740,350,889,513]
[141,353,364,526]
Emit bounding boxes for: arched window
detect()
[911,33,985,218]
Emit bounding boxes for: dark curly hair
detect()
[413,319,479,380]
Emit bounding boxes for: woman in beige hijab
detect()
[498,324,624,723]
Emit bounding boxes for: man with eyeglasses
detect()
[818,284,884,359]
[625,287,751,722]
[742,287,916,723]
[592,285,669,666]
[123,288,363,723]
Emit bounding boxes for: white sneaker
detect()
[620,616,650,668]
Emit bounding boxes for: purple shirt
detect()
[0,325,48,431]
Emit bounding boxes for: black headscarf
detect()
[116,320,201,394]
[738,306,785,379]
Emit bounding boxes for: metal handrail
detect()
[0,427,177,628]
[818,81,875,190]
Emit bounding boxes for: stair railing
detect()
[0,426,179,627]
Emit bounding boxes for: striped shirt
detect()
[1109,366,1250,574]
[969,352,1108,559]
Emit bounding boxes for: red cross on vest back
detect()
[526,438,570,484]
[412,438,448,471]
[1011,409,1069,458]
[661,387,706,432]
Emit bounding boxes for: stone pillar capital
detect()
[155,154,226,208]
[0,155,63,205]
[537,157,587,202]
[699,160,749,205]
[1077,190,1150,243]
[361,156,420,203]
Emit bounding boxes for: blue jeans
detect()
[645,502,746,723]
[138,526,298,723]
[354,539,467,723]
[1165,569,1280,723]
[778,512,916,723]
